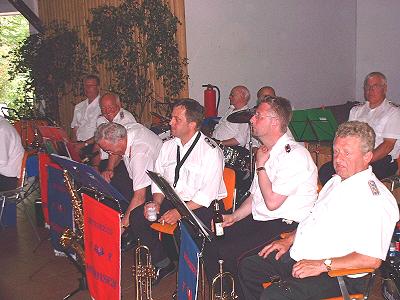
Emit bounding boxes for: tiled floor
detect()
[0,194,387,300]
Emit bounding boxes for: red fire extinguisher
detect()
[202,84,220,118]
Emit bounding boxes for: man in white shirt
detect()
[129,98,227,282]
[256,85,276,105]
[0,116,24,191]
[204,96,318,298]
[240,121,399,300]
[94,122,162,229]
[319,72,400,185]
[70,75,101,144]
[91,92,137,201]
[213,85,251,148]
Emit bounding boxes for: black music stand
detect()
[146,170,213,242]
[50,154,128,299]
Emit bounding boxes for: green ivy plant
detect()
[8,21,91,121]
[88,0,187,121]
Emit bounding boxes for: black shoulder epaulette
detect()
[162,135,174,142]
[368,180,380,196]
[389,101,400,108]
[204,137,217,148]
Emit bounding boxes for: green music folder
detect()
[289,108,337,142]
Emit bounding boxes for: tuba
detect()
[211,260,238,300]
[59,170,85,265]
[132,244,156,300]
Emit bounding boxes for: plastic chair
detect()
[0,152,41,241]
[322,268,375,300]
[150,167,237,235]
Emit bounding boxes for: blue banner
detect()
[178,223,200,300]
[47,166,73,253]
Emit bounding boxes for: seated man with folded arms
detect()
[92,92,137,201]
[203,96,318,298]
[94,122,162,232]
[129,98,227,282]
[319,72,400,185]
[239,121,399,300]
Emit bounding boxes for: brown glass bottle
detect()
[213,200,224,239]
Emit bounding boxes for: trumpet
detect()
[132,244,156,300]
[211,260,238,300]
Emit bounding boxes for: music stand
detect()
[289,108,337,166]
[146,170,213,242]
[50,154,129,212]
[289,108,337,142]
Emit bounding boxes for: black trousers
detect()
[239,252,369,300]
[319,155,398,186]
[0,174,18,192]
[99,159,133,211]
[129,200,213,265]
[203,216,298,298]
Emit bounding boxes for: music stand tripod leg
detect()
[63,276,87,300]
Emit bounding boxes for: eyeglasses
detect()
[253,112,276,120]
[364,84,385,90]
[104,149,121,156]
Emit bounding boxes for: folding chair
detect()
[0,152,41,241]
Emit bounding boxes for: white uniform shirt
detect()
[0,116,24,177]
[250,133,318,222]
[349,99,400,159]
[71,95,101,141]
[152,132,227,207]
[290,167,399,262]
[122,123,162,191]
[213,105,250,148]
[97,108,137,159]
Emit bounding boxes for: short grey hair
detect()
[363,71,387,88]
[334,121,375,153]
[100,92,121,106]
[94,122,127,144]
[235,85,250,103]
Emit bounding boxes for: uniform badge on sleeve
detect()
[204,137,217,148]
[285,144,291,153]
[368,180,380,195]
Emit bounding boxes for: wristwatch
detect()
[256,166,266,172]
[323,258,332,271]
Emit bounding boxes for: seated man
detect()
[0,115,24,191]
[319,72,400,185]
[203,96,318,298]
[256,85,276,105]
[239,121,399,300]
[94,122,162,230]
[92,92,137,201]
[129,98,227,281]
[212,85,252,148]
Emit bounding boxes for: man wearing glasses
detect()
[319,72,400,185]
[94,122,162,238]
[203,96,318,298]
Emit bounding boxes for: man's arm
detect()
[71,127,78,142]
[222,194,253,227]
[220,138,240,147]
[121,187,147,227]
[158,200,203,225]
[372,138,396,162]
[101,154,122,182]
[292,252,381,279]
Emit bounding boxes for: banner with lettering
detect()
[47,166,73,253]
[83,194,121,300]
[178,222,200,300]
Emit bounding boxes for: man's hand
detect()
[258,235,293,259]
[101,170,114,182]
[159,209,181,225]
[222,214,237,227]
[256,145,271,166]
[292,259,325,278]
[121,212,130,229]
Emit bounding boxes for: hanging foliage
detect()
[8,21,91,121]
[88,0,187,121]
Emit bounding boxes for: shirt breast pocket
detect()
[160,160,177,182]
[182,163,203,192]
